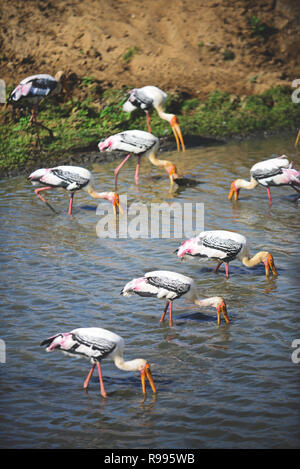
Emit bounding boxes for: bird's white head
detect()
[40,332,73,352]
[28,168,48,185]
[174,238,198,259]
[98,138,114,152]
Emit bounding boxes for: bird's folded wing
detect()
[51,169,89,190]
[146,275,191,296]
[202,235,242,258]
[72,332,116,359]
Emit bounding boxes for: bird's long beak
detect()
[228,181,240,201]
[264,253,278,277]
[170,116,185,152]
[166,163,179,186]
[217,301,230,326]
[112,192,124,216]
[140,363,157,395]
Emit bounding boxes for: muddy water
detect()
[0,134,299,448]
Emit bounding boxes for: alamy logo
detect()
[96,196,204,239]
[0,339,6,363]
[0,79,6,104]
[291,79,300,104]
[291,339,300,364]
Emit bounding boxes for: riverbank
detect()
[1,83,299,178]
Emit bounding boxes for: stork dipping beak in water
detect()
[98,129,189,191]
[121,270,230,327]
[29,165,123,216]
[40,327,156,398]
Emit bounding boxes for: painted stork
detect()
[121,270,229,327]
[123,86,185,152]
[98,129,184,190]
[175,230,278,279]
[29,165,122,216]
[10,71,71,138]
[40,327,156,398]
[228,155,300,204]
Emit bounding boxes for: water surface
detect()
[0,134,299,449]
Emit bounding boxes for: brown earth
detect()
[0,0,300,98]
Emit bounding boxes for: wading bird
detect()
[228,155,300,204]
[121,270,229,327]
[10,71,71,139]
[40,327,156,398]
[98,130,185,190]
[123,86,185,152]
[175,230,278,279]
[29,165,122,216]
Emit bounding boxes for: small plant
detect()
[81,76,97,87]
[223,49,235,61]
[122,46,140,63]
[247,15,267,38]
[249,74,259,84]
[198,41,204,48]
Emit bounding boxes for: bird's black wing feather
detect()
[72,333,116,360]
[203,236,242,261]
[129,89,153,110]
[51,169,89,189]
[147,275,191,298]
[251,166,283,181]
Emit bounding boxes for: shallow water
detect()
[0,134,299,449]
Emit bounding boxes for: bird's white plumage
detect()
[43,327,124,363]
[29,165,93,191]
[122,270,195,302]
[19,74,57,85]
[250,156,290,187]
[177,230,249,262]
[99,130,158,155]
[123,86,168,113]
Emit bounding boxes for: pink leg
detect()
[83,364,96,389]
[225,263,229,279]
[68,193,74,216]
[135,155,141,185]
[97,362,107,398]
[114,154,132,190]
[34,186,57,213]
[34,186,52,203]
[146,111,151,133]
[160,302,169,322]
[214,261,223,273]
[169,302,173,327]
[267,187,272,205]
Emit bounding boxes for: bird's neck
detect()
[193,297,218,308]
[235,176,258,190]
[155,105,174,123]
[241,251,268,267]
[87,186,110,200]
[114,355,144,372]
[148,152,171,168]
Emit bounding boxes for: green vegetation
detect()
[247,15,273,41]
[122,46,141,63]
[222,49,235,61]
[1,80,299,176]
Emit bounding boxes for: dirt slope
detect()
[1,0,300,97]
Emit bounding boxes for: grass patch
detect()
[1,85,299,176]
[122,46,140,63]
